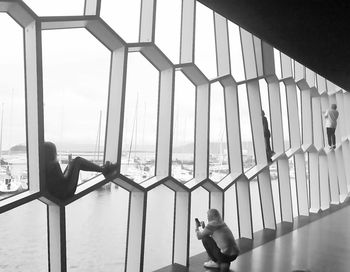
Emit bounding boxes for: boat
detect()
[0,177,21,193]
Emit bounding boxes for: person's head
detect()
[207,208,222,222]
[331,104,337,110]
[44,141,57,162]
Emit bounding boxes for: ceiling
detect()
[199,0,350,91]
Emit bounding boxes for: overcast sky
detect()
[0,0,273,153]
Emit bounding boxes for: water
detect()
[0,156,300,271]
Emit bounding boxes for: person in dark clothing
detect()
[44,141,117,200]
[262,110,274,162]
[324,104,339,149]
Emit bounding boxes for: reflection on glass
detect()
[155,0,181,63]
[228,22,245,82]
[273,48,282,78]
[224,184,239,238]
[23,0,84,16]
[280,82,290,150]
[144,185,174,271]
[66,186,128,271]
[0,200,48,270]
[289,157,298,217]
[0,14,28,200]
[238,84,256,171]
[305,153,310,206]
[270,162,281,223]
[296,86,302,139]
[209,83,229,182]
[195,2,217,79]
[42,28,110,184]
[172,72,195,182]
[100,0,141,43]
[190,187,209,256]
[250,178,263,232]
[121,53,159,183]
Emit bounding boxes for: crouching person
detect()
[195,209,239,271]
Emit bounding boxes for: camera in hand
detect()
[195,218,201,228]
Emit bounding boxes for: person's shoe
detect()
[102,161,118,177]
[204,260,219,268]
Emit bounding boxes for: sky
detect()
[0,0,275,153]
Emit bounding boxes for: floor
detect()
[157,199,350,272]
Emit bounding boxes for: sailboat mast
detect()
[95,110,102,163]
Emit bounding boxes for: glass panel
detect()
[305,153,310,208]
[0,14,28,200]
[190,187,209,256]
[224,184,239,238]
[195,2,217,79]
[66,185,129,271]
[238,84,256,171]
[100,0,141,43]
[250,178,263,232]
[0,200,48,271]
[289,157,298,217]
[172,72,195,182]
[23,0,84,16]
[228,22,245,82]
[121,53,159,183]
[144,185,174,271]
[280,82,290,150]
[273,48,282,79]
[296,86,302,140]
[270,162,281,223]
[155,0,181,63]
[209,83,229,182]
[42,28,110,184]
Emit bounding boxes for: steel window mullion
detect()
[214,13,230,77]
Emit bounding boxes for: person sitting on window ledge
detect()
[195,208,240,272]
[44,141,118,200]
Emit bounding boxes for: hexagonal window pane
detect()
[209,82,229,182]
[228,21,245,82]
[172,72,195,182]
[270,162,281,223]
[238,84,256,172]
[224,184,239,238]
[42,28,110,184]
[144,185,175,271]
[100,0,141,43]
[250,178,263,233]
[23,0,84,16]
[0,200,48,270]
[190,187,209,256]
[289,157,298,218]
[279,82,290,150]
[121,52,159,183]
[194,2,217,79]
[296,85,302,139]
[155,0,181,64]
[274,48,282,79]
[0,13,28,200]
[66,185,129,271]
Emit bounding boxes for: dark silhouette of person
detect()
[262,110,274,162]
[324,104,339,149]
[44,141,117,200]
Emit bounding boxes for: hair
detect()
[207,208,222,222]
[44,141,57,162]
[331,104,337,110]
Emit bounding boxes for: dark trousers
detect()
[202,236,238,264]
[327,127,336,147]
[265,136,272,159]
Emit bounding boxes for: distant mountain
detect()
[10,144,26,153]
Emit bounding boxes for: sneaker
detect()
[102,161,118,177]
[204,260,219,268]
